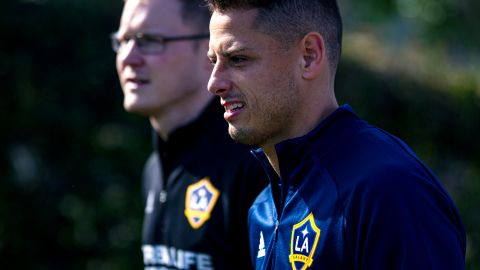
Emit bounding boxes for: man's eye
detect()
[230,56,247,64]
[138,37,156,44]
[209,58,217,66]
[141,35,159,42]
[118,37,131,45]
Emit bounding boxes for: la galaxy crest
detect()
[289,213,321,270]
[184,178,220,229]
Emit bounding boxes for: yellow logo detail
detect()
[184,178,220,229]
[289,213,321,270]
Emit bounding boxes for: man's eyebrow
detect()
[218,47,251,57]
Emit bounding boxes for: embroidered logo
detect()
[184,178,220,229]
[257,231,266,258]
[289,213,321,270]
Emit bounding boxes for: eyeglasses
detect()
[110,32,209,54]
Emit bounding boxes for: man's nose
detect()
[118,40,144,67]
[208,64,232,97]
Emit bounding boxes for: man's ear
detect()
[300,32,325,80]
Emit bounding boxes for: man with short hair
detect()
[112,0,266,268]
[205,0,466,269]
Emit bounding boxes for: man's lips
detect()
[222,100,245,121]
[124,78,150,89]
[126,78,149,84]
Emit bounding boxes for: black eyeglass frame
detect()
[110,32,210,54]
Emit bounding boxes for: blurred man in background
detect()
[112,0,266,268]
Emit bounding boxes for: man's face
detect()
[207,10,302,147]
[116,0,208,117]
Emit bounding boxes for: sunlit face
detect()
[116,0,209,117]
[207,10,302,147]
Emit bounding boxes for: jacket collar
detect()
[251,105,357,187]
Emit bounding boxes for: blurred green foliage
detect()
[1,0,478,269]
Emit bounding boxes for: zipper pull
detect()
[159,190,167,203]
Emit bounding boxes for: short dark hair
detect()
[179,0,211,33]
[205,0,342,71]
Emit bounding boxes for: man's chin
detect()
[123,103,152,117]
[228,125,258,146]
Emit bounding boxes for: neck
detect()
[150,93,214,141]
[260,144,280,176]
[262,87,339,178]
[299,79,338,135]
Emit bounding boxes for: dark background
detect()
[1,0,479,269]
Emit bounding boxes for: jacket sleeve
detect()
[344,165,466,270]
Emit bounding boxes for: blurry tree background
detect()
[1,0,478,269]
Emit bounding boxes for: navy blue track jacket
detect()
[249,105,466,269]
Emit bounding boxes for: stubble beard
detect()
[227,77,298,147]
[228,124,265,146]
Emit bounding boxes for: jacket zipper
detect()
[264,219,279,269]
